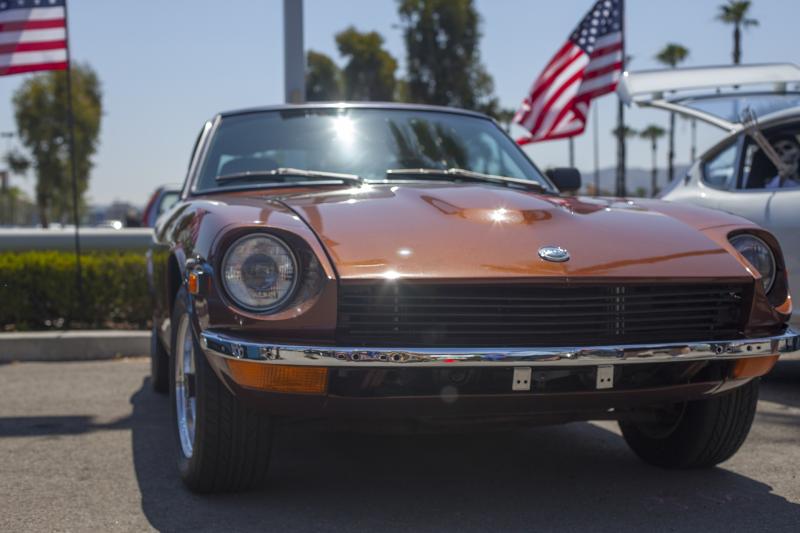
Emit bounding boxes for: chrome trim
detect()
[200,328,800,367]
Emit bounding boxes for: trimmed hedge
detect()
[0,251,151,331]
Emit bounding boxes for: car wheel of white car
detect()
[170,286,273,493]
[619,379,759,469]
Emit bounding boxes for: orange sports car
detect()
[148,103,798,493]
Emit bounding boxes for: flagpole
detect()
[63,0,83,315]
[615,0,626,197]
[593,104,599,195]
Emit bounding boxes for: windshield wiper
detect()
[215,167,362,186]
[384,167,549,192]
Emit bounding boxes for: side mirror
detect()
[545,167,582,193]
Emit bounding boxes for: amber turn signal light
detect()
[226,360,328,394]
[187,271,200,295]
[731,355,779,379]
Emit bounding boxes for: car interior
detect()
[741,126,800,189]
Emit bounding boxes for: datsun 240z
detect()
[148,103,799,493]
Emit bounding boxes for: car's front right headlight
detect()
[221,234,298,312]
[729,233,776,294]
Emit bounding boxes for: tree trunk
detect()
[37,201,49,228]
[733,24,741,64]
[668,112,676,183]
[651,139,658,197]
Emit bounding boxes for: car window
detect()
[193,108,549,192]
[739,127,800,191]
[157,192,180,215]
[702,142,737,189]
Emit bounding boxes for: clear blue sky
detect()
[1,0,798,205]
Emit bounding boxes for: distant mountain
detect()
[576,166,690,197]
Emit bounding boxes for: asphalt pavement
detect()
[0,357,798,532]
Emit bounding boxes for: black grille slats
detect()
[336,282,750,347]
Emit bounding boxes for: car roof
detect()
[217,101,493,120]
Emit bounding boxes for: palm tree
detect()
[655,43,690,184]
[639,125,666,196]
[612,126,637,196]
[717,1,759,64]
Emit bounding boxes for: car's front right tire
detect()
[170,286,273,493]
[619,379,759,469]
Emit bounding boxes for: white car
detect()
[620,63,800,327]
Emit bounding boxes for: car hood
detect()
[273,183,754,281]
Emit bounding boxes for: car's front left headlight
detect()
[222,234,298,312]
[730,233,776,294]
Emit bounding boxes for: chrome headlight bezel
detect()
[220,233,300,313]
[729,233,777,294]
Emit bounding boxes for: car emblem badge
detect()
[538,246,570,262]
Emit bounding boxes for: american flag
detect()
[515,0,623,144]
[0,0,67,77]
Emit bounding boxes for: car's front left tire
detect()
[170,286,273,493]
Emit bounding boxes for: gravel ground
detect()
[0,357,798,532]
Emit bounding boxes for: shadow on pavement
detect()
[125,378,800,532]
[759,360,800,410]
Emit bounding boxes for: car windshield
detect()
[194,107,550,192]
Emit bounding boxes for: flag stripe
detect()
[0,18,64,32]
[577,70,620,95]
[0,47,67,67]
[0,38,64,54]
[517,45,583,126]
[533,67,585,134]
[524,52,587,130]
[0,6,65,23]
[0,27,65,44]
[585,51,623,73]
[0,60,67,76]
[590,41,623,59]
[584,61,623,80]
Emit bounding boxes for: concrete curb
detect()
[0,330,150,362]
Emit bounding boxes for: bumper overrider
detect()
[200,329,800,419]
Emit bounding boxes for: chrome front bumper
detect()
[200,328,800,367]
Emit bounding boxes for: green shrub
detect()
[0,251,150,331]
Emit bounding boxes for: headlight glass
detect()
[222,234,298,311]
[730,234,776,294]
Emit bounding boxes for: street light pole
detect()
[283,0,305,104]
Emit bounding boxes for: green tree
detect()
[640,124,666,196]
[397,0,499,116]
[11,64,102,227]
[335,27,397,101]
[717,1,758,65]
[655,43,689,183]
[305,50,343,101]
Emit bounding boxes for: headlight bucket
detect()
[729,233,777,294]
[221,233,299,312]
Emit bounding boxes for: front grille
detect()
[337,282,751,347]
